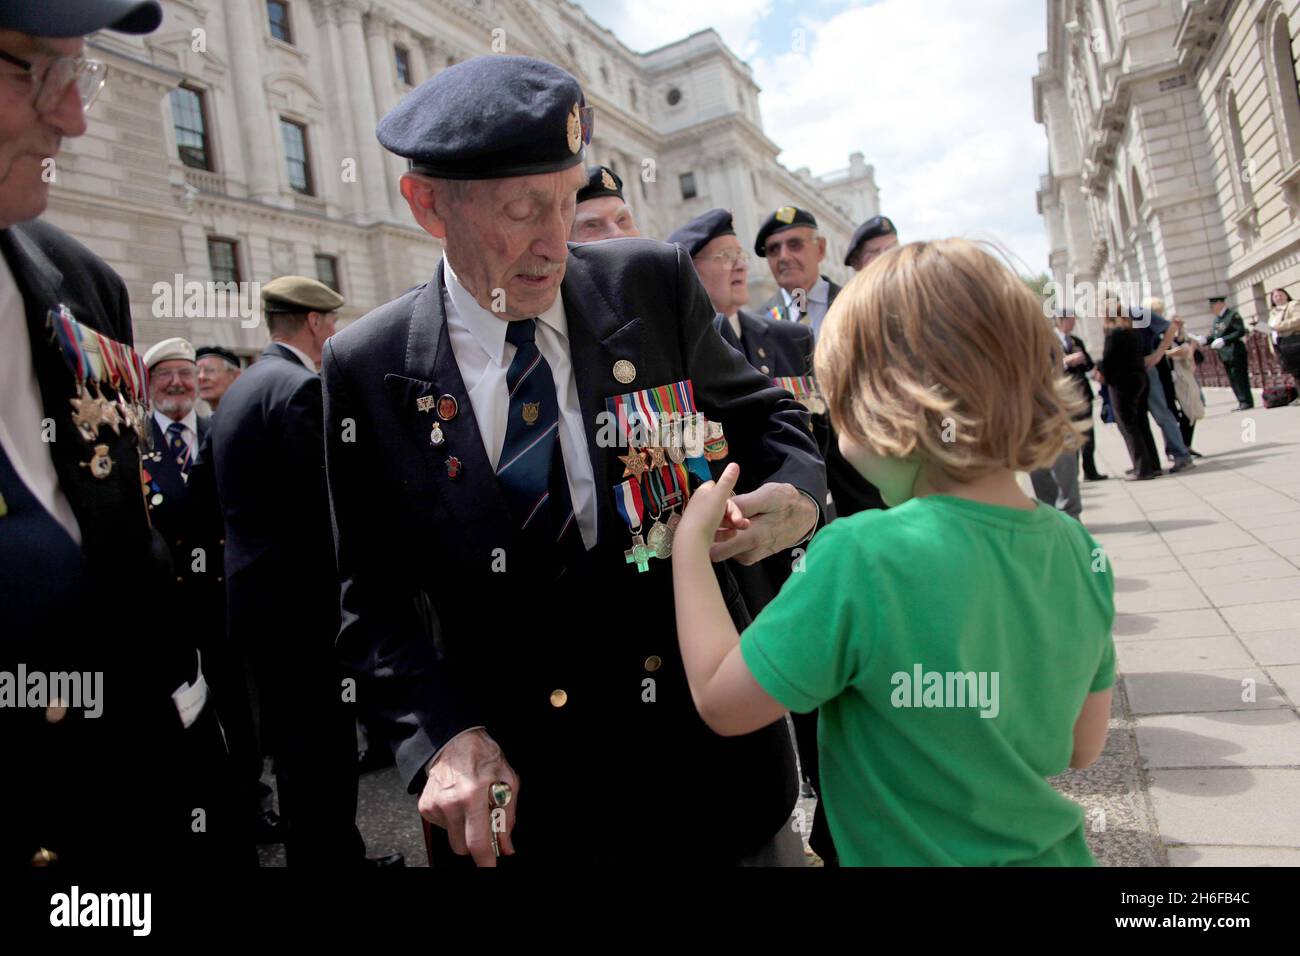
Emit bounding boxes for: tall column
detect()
[222,0,281,202]
[310,0,359,218]
[335,0,391,222]
[365,10,402,218]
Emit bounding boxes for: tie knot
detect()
[167,422,185,437]
[506,318,538,348]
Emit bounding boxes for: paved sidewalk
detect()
[1078,387,1300,866]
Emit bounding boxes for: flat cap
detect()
[195,345,241,368]
[378,55,592,180]
[668,208,736,259]
[577,165,624,204]
[754,206,818,257]
[261,276,345,313]
[0,0,162,36]
[143,336,196,369]
[844,215,897,266]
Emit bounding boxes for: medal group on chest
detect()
[48,304,150,481]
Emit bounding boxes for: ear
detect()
[400,173,449,240]
[815,235,827,261]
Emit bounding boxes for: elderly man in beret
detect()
[211,276,400,866]
[844,215,898,272]
[196,345,242,413]
[569,164,640,243]
[1,0,248,866]
[323,55,826,867]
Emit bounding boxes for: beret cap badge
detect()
[600,168,617,191]
[567,103,582,154]
[775,206,797,225]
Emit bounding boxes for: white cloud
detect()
[752,0,1050,272]
[576,0,771,58]
[576,0,1050,272]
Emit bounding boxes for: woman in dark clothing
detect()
[1098,309,1162,480]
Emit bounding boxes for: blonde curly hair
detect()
[815,238,1088,483]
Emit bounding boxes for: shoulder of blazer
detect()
[825,277,842,305]
[328,282,428,373]
[5,220,131,344]
[565,236,681,294]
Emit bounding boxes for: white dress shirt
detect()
[442,257,597,551]
[273,340,318,374]
[0,251,81,543]
[781,276,831,338]
[153,408,199,466]
[725,311,743,342]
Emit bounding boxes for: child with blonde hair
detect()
[672,238,1115,866]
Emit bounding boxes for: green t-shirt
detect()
[741,495,1115,866]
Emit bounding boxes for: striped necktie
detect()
[497,319,578,559]
[166,421,192,480]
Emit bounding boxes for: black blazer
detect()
[0,221,237,865]
[323,240,826,862]
[714,308,814,377]
[1061,333,1095,418]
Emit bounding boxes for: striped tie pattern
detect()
[166,421,192,479]
[497,319,578,558]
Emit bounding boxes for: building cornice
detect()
[1174,0,1233,74]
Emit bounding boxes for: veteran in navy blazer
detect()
[210,276,368,866]
[324,56,825,867]
[0,0,251,868]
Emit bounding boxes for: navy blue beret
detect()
[377,55,592,180]
[577,165,624,204]
[195,345,241,368]
[754,206,818,256]
[844,215,897,266]
[0,0,161,36]
[668,208,736,258]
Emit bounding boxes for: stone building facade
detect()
[1034,0,1300,344]
[48,0,879,357]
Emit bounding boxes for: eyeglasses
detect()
[0,49,107,114]
[765,236,810,257]
[700,249,748,267]
[153,367,197,383]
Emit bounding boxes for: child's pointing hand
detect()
[676,463,749,556]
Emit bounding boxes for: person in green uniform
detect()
[1205,294,1254,411]
[670,239,1116,866]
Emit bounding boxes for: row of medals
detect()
[621,413,724,562]
[69,379,148,479]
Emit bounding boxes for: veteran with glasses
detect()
[2,0,251,868]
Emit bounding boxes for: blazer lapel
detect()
[561,253,645,549]
[714,313,742,353]
[0,227,74,421]
[383,262,513,561]
[738,311,771,372]
[148,416,187,500]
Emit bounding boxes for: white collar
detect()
[443,255,568,365]
[154,407,198,435]
[780,275,829,306]
[274,341,317,373]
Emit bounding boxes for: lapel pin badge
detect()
[613,359,636,384]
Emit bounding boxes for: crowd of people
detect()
[7,0,1125,870]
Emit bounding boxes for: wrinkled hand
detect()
[1064,351,1087,368]
[1211,337,1226,350]
[418,728,519,867]
[676,465,816,564]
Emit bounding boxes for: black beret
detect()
[378,55,592,180]
[0,0,161,36]
[754,206,818,256]
[195,345,241,368]
[668,208,736,258]
[577,165,624,204]
[844,215,897,266]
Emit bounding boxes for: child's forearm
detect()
[672,548,741,710]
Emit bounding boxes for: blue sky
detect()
[575,0,1051,274]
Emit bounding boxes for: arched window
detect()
[1130,167,1145,219]
[1264,5,1300,167]
[1221,81,1256,212]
